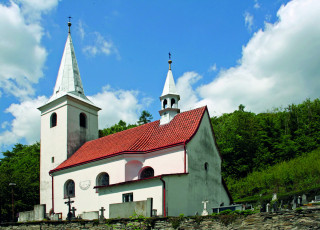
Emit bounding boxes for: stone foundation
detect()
[2,208,320,229]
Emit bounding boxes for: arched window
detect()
[50,113,57,128]
[204,162,209,171]
[80,113,87,128]
[96,172,109,186]
[140,167,154,179]
[163,99,167,109]
[64,180,75,198]
[171,98,176,108]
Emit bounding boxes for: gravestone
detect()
[291,197,297,209]
[302,194,308,205]
[201,200,209,216]
[298,196,302,206]
[280,200,283,211]
[272,193,277,201]
[273,200,278,212]
[266,203,270,212]
[71,207,77,218]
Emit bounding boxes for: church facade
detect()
[38,23,231,219]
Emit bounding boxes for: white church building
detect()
[38,22,232,220]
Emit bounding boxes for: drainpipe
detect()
[183,141,187,173]
[51,174,54,213]
[160,176,166,217]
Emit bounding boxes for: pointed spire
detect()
[159,54,180,125]
[161,56,179,97]
[48,21,91,103]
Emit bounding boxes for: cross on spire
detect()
[68,16,72,33]
[168,52,172,70]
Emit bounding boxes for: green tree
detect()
[137,110,153,125]
[0,143,40,222]
[99,120,137,137]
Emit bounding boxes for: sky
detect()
[1,0,320,154]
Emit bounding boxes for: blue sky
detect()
[1,0,320,154]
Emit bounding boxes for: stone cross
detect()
[99,207,106,219]
[71,207,77,218]
[201,200,209,216]
[64,196,74,221]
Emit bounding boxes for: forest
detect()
[1,98,320,222]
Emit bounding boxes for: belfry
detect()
[159,55,180,125]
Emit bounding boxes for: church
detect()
[38,22,232,219]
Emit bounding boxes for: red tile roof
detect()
[50,106,207,173]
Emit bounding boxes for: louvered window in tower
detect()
[80,113,87,128]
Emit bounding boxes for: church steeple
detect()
[159,54,180,125]
[38,21,101,213]
[48,21,91,104]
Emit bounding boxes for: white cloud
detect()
[0,0,58,100]
[83,32,120,59]
[15,0,59,22]
[209,63,217,72]
[78,20,85,40]
[176,72,204,111]
[88,86,146,128]
[0,96,47,149]
[177,0,320,116]
[254,0,260,9]
[244,12,254,32]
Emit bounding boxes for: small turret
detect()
[159,53,180,125]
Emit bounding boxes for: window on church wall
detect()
[96,172,109,186]
[79,113,87,128]
[140,167,154,179]
[64,180,75,198]
[171,98,176,108]
[50,113,57,128]
[204,162,209,172]
[163,99,167,109]
[122,193,133,203]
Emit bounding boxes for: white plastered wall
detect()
[166,110,231,216]
[39,95,99,212]
[52,146,184,219]
[40,99,68,211]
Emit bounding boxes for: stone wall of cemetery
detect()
[1,208,320,229]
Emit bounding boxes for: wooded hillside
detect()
[211,98,320,180]
[1,98,320,222]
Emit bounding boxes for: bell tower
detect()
[159,54,180,125]
[38,21,101,211]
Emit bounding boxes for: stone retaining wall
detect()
[1,208,320,229]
